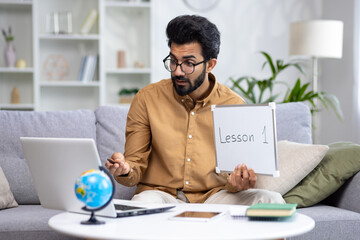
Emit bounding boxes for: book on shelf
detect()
[80,9,98,34]
[78,55,98,82]
[246,203,297,218]
[87,55,98,82]
[78,56,87,81]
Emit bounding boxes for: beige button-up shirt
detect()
[115,73,245,203]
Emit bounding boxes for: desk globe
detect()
[74,166,114,224]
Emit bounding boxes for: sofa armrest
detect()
[323,170,360,213]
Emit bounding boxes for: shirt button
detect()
[185,181,189,185]
[191,112,195,116]
[188,134,192,139]
[187,158,191,162]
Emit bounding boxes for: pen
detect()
[107,158,115,164]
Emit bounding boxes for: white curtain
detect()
[354,0,360,143]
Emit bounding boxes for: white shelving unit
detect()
[101,0,152,106]
[39,81,101,87]
[0,67,34,73]
[1,0,152,111]
[106,68,151,74]
[0,1,34,110]
[38,34,100,40]
[33,0,101,111]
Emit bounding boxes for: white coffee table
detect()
[49,203,315,240]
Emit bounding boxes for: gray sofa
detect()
[0,102,359,239]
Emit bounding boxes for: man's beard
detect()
[171,67,206,96]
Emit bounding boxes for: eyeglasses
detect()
[162,55,208,74]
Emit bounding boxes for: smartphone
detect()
[169,211,225,222]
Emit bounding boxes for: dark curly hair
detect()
[166,15,220,60]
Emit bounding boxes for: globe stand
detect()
[81,210,105,225]
[79,166,115,225]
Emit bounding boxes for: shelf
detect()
[0,103,34,110]
[0,0,32,6]
[39,34,100,40]
[39,81,100,87]
[0,67,34,73]
[105,1,150,8]
[106,68,151,74]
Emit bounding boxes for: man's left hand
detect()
[228,163,257,191]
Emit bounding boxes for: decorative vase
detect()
[4,41,16,68]
[11,87,20,104]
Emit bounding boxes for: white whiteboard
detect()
[212,103,279,177]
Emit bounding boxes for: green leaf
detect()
[322,93,344,121]
[277,63,288,72]
[290,79,301,99]
[229,77,256,103]
[276,60,283,71]
[261,61,268,70]
[297,82,310,100]
[293,63,305,75]
[260,51,276,77]
[230,78,246,94]
[302,91,314,101]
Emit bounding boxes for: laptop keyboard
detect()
[114,204,145,211]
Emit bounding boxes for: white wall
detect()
[151,0,359,144]
[152,0,321,86]
[320,0,359,144]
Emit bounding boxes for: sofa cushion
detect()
[291,204,360,240]
[323,171,360,214]
[0,205,77,240]
[0,110,96,205]
[95,106,136,200]
[255,141,328,195]
[0,165,18,209]
[283,142,360,208]
[276,102,312,144]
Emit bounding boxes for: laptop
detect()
[20,137,175,218]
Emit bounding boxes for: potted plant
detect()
[228,51,343,120]
[2,26,16,67]
[118,88,139,104]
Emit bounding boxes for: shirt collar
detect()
[201,72,217,106]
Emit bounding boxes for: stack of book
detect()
[78,55,98,82]
[246,203,297,219]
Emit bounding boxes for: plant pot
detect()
[119,95,134,104]
[4,41,16,68]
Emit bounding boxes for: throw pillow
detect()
[283,142,360,207]
[0,165,18,209]
[254,140,329,195]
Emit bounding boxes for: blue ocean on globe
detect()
[75,169,113,208]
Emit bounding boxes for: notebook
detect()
[20,137,175,218]
[246,203,297,218]
[230,203,297,221]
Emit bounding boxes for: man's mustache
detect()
[173,76,190,83]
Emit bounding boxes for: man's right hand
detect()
[105,152,131,176]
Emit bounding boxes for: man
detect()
[106,15,284,205]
